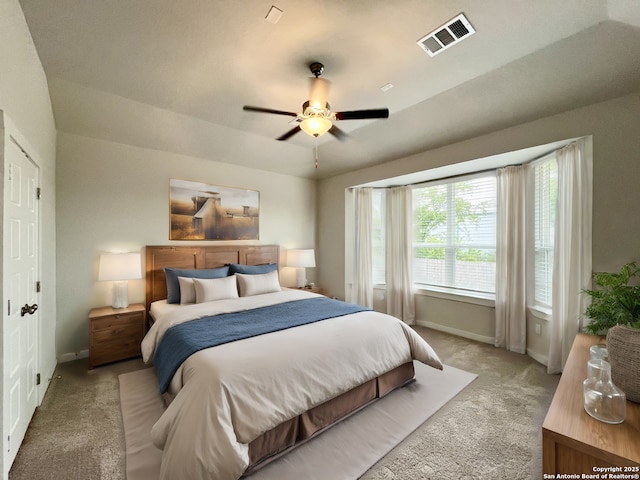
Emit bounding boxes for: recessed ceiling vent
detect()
[417,13,475,57]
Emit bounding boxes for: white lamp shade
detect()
[287,249,316,268]
[98,253,142,281]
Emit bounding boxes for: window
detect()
[412,173,497,294]
[533,157,558,308]
[372,189,386,284]
[354,140,581,307]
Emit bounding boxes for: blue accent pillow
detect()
[228,263,278,275]
[164,266,229,304]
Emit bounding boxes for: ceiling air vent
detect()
[417,13,475,57]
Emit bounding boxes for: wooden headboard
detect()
[145,245,280,311]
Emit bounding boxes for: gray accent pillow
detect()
[164,266,229,304]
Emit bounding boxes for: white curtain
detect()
[351,188,373,308]
[495,165,528,354]
[385,186,415,324]
[548,139,592,374]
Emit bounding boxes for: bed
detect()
[141,245,443,480]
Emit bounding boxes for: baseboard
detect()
[416,321,550,367]
[416,320,494,345]
[58,349,89,363]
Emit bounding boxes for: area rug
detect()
[119,362,476,480]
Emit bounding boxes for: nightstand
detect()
[88,303,147,369]
[302,286,324,295]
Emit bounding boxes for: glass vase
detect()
[583,359,626,424]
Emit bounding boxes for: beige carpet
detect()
[119,362,476,480]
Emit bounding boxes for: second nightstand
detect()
[302,286,324,296]
[88,303,146,369]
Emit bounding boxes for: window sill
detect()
[528,305,552,322]
[414,285,495,307]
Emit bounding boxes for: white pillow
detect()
[193,275,239,303]
[177,276,196,304]
[236,270,281,297]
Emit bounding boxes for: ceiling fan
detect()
[243,62,389,142]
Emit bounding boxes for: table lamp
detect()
[98,253,142,308]
[287,249,316,288]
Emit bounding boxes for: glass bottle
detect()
[583,359,626,424]
[587,357,607,380]
[589,344,608,362]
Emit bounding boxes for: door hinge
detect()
[7,300,10,316]
[36,373,41,386]
[36,187,41,199]
[36,281,41,293]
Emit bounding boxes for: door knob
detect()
[20,304,38,317]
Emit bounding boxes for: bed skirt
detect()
[243,361,416,476]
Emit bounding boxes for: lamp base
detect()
[295,268,307,289]
[112,281,129,308]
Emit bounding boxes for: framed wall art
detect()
[169,179,259,240]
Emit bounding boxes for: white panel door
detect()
[3,136,39,474]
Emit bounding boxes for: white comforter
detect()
[142,289,443,480]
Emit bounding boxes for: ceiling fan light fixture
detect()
[242,61,389,146]
[300,116,333,138]
[309,77,330,109]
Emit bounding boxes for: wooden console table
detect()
[542,333,640,475]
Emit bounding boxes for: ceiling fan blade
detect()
[335,108,389,120]
[276,126,302,141]
[243,106,298,117]
[329,125,348,141]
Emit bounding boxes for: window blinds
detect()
[412,172,497,294]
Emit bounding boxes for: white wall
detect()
[56,133,317,358]
[318,91,640,363]
[0,0,57,398]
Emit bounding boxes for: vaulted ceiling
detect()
[19,0,640,179]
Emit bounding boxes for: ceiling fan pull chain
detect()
[315,138,319,168]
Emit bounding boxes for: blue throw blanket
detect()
[153,297,370,393]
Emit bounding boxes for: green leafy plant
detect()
[583,262,640,334]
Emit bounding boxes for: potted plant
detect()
[583,262,640,402]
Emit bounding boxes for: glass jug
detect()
[583,359,626,424]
